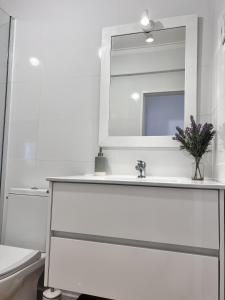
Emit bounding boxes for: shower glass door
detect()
[0,8,11,238]
[0,9,10,178]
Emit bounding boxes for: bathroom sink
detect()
[141,176,182,183]
[84,174,184,184]
[47,174,224,189]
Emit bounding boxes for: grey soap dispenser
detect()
[95,147,107,176]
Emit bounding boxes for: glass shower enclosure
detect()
[0,8,12,237]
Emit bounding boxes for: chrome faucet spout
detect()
[135,160,146,178]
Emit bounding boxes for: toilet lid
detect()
[0,245,41,279]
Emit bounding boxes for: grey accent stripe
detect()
[52,231,219,258]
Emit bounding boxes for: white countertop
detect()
[47,175,225,190]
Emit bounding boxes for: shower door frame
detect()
[0,15,16,241]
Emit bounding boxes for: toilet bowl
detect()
[0,188,49,300]
[0,245,45,300]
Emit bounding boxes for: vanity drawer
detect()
[51,183,219,249]
[48,237,218,300]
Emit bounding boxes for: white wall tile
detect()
[12,22,45,83]
[212,0,225,182]
[38,76,100,121]
[10,82,41,121]
[198,16,214,68]
[37,118,97,162]
[35,161,94,188]
[5,159,37,189]
[0,0,216,190]
[5,158,94,189]
[104,148,213,178]
[8,120,39,160]
[197,66,213,115]
[197,113,212,124]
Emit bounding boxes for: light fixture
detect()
[140,9,155,32]
[140,10,150,27]
[145,33,154,43]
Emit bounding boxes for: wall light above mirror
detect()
[140,9,155,32]
[99,15,198,148]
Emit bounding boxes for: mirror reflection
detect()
[109,27,185,136]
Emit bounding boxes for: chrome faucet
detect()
[135,160,146,178]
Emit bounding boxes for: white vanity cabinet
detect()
[45,176,225,300]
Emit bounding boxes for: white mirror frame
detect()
[99,15,198,148]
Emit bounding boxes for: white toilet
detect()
[0,187,49,300]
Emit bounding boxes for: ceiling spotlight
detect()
[145,33,154,43]
[140,9,155,32]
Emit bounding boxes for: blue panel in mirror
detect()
[143,92,184,136]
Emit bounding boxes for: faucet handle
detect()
[135,160,146,178]
[137,160,146,167]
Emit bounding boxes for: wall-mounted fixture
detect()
[145,32,154,43]
[140,10,155,32]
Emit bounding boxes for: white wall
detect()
[212,0,225,182]
[0,0,215,190]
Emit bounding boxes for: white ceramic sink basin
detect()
[93,175,181,183]
[47,174,224,189]
[140,176,181,183]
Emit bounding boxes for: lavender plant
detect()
[173,116,216,180]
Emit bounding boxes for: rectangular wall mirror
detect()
[99,15,198,147]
